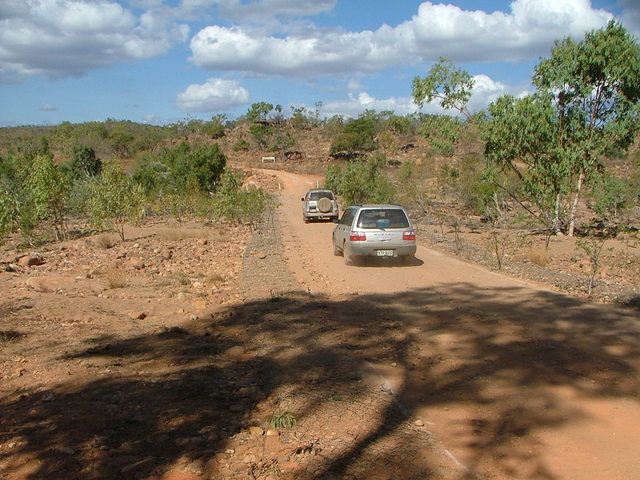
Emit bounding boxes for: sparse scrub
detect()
[527,246,549,267]
[172,271,191,286]
[94,234,116,249]
[105,268,128,288]
[207,272,225,284]
[212,168,271,229]
[490,231,506,269]
[156,228,196,242]
[576,236,608,297]
[0,331,22,346]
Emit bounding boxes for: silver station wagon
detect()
[332,204,417,265]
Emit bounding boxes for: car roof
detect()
[307,189,333,192]
[349,204,406,209]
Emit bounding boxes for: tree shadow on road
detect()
[1,285,639,479]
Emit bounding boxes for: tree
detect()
[412,57,475,120]
[245,102,274,123]
[88,162,145,241]
[330,115,377,154]
[325,154,395,205]
[26,153,68,241]
[483,21,640,235]
[532,21,640,235]
[184,143,227,192]
[0,153,37,239]
[149,142,227,193]
[213,168,271,229]
[412,58,476,157]
[63,145,102,180]
[203,114,227,139]
[419,114,463,157]
[483,94,569,231]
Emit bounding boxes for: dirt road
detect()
[269,169,640,479]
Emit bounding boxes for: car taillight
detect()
[349,231,366,241]
[403,230,416,241]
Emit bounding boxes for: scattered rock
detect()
[249,426,264,436]
[129,257,145,269]
[18,255,45,267]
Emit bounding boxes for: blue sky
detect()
[1,0,638,127]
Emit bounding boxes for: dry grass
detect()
[157,228,214,242]
[94,234,116,249]
[105,268,128,289]
[207,272,226,284]
[528,247,549,267]
[156,272,191,287]
[0,331,21,346]
[157,228,192,242]
[173,272,191,286]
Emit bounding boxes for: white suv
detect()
[332,204,416,265]
[301,189,339,223]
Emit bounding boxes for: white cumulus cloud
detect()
[190,0,613,77]
[321,92,417,119]
[0,0,189,83]
[189,25,398,75]
[175,78,250,112]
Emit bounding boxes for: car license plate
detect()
[376,250,394,257]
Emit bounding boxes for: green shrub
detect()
[62,145,102,181]
[325,154,395,205]
[588,173,634,220]
[88,162,145,241]
[212,168,271,228]
[330,115,377,154]
[26,153,68,240]
[233,138,250,152]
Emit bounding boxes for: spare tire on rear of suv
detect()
[317,197,332,213]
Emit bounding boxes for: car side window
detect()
[340,208,355,226]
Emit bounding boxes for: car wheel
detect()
[303,216,309,223]
[344,243,358,265]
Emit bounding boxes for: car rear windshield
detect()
[309,191,334,200]
[356,209,409,229]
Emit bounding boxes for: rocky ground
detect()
[414,221,639,307]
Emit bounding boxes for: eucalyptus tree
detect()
[412,58,476,156]
[532,21,640,235]
[484,21,640,235]
[26,153,68,241]
[88,162,145,241]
